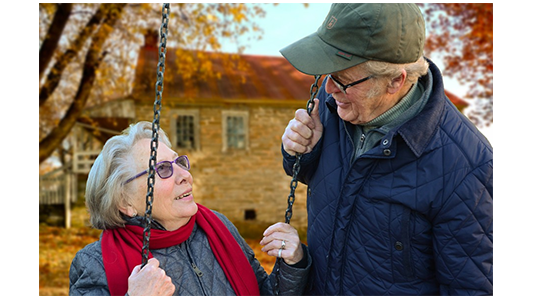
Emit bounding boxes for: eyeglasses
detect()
[328,74,372,94]
[124,155,190,184]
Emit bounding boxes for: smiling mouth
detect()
[335,99,350,107]
[175,192,192,200]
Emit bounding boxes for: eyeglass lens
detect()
[156,162,173,178]
[156,156,190,179]
[176,156,190,170]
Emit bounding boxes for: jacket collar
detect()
[397,59,445,157]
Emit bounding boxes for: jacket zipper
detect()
[343,121,357,166]
[184,241,208,295]
[340,160,379,293]
[333,125,379,294]
[191,262,204,277]
[359,133,366,151]
[326,121,359,293]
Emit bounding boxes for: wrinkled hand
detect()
[127,258,175,296]
[282,98,323,156]
[260,222,304,265]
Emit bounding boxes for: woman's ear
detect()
[119,203,137,218]
[387,69,407,95]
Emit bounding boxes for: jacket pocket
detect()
[390,204,415,281]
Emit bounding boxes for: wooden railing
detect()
[39,163,77,228]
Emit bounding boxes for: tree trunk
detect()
[39,5,106,107]
[39,3,127,164]
[39,3,73,81]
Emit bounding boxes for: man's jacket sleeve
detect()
[432,160,493,295]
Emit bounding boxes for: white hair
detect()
[85,121,171,229]
[361,56,429,98]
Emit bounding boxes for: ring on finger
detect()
[278,248,283,258]
[281,240,286,250]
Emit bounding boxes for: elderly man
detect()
[280,3,492,296]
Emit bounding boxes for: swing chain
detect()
[283,74,321,225]
[141,3,170,268]
[274,74,321,295]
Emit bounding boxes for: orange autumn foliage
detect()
[420,3,493,126]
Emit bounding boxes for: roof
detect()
[132,48,323,106]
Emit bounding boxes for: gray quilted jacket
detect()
[69,210,311,296]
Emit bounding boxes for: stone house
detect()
[45,33,468,230]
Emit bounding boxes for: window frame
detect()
[169,109,200,151]
[221,110,249,152]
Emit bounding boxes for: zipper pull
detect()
[191,263,204,277]
[359,133,366,149]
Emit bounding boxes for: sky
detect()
[218,3,493,141]
[221,4,331,58]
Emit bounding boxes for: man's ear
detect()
[387,69,407,94]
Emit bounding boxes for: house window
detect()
[176,115,195,148]
[222,111,249,151]
[227,116,245,148]
[170,109,199,150]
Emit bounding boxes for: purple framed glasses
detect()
[124,155,190,184]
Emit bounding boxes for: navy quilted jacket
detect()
[282,60,493,295]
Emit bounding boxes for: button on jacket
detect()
[282,59,493,295]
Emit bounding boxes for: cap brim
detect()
[280,32,368,76]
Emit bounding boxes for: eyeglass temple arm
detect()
[124,170,149,184]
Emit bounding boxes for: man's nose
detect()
[324,75,339,94]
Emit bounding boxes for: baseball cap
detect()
[280,3,425,75]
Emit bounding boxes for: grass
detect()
[38,204,286,296]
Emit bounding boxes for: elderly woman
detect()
[69,121,311,296]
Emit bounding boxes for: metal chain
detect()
[283,75,321,224]
[141,3,170,268]
[273,74,321,295]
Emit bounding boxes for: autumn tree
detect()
[419,3,493,127]
[39,3,266,164]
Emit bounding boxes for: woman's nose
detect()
[173,166,192,185]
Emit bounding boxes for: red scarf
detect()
[101,204,260,296]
